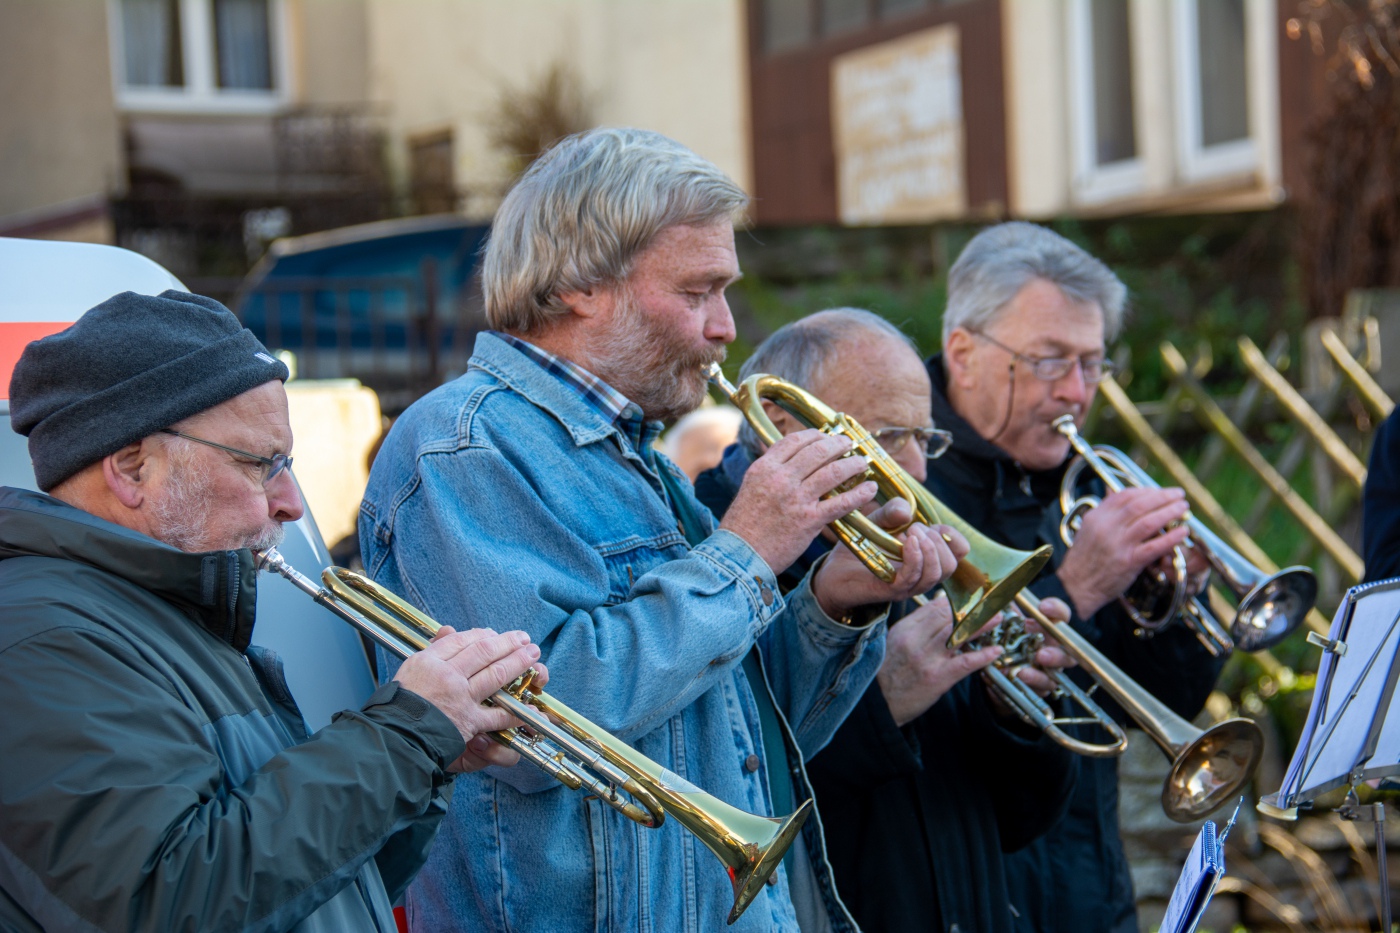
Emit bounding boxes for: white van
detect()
[0,237,376,730]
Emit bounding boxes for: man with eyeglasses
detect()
[925,223,1226,933]
[693,307,1079,933]
[0,290,544,932]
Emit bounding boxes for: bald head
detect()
[739,309,934,480]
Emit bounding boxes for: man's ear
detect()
[103,439,154,509]
[943,328,978,389]
[554,284,617,321]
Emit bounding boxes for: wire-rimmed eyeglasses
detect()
[161,429,293,486]
[972,331,1116,384]
[872,426,954,460]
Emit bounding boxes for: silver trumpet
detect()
[1054,415,1316,655]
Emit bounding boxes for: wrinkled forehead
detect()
[178,381,292,450]
[985,286,1106,356]
[819,334,932,425]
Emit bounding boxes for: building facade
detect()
[746,0,1329,226]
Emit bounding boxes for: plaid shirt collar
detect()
[494,331,662,462]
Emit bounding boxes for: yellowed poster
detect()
[832,25,965,225]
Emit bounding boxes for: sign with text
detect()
[832,25,965,225]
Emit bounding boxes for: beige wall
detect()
[1002,0,1283,219]
[0,0,124,232]
[290,0,370,106]
[366,0,751,218]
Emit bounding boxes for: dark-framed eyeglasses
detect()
[872,425,954,460]
[160,429,293,486]
[972,331,1116,384]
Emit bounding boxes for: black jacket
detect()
[0,487,464,933]
[695,443,1079,933]
[923,355,1227,933]
[1364,406,1400,583]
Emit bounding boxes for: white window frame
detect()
[1171,0,1260,182]
[1066,0,1145,205]
[109,0,292,114]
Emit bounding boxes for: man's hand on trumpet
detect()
[720,429,965,619]
[877,593,1002,727]
[720,428,879,574]
[810,497,967,621]
[1000,596,1078,699]
[1056,486,1193,618]
[394,627,548,773]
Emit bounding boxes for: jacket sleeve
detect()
[0,625,463,933]
[364,440,817,793]
[800,679,921,790]
[755,562,888,758]
[1365,409,1400,584]
[955,684,1079,853]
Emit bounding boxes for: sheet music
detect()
[1160,822,1219,933]
[1161,801,1241,933]
[1272,580,1400,808]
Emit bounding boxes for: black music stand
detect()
[1258,576,1400,930]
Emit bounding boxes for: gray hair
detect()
[737,308,916,458]
[482,127,750,333]
[941,222,1127,344]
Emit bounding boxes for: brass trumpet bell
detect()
[1162,717,1266,821]
[254,548,807,924]
[706,364,1051,644]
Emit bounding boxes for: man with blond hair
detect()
[362,128,965,933]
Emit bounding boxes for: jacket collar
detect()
[0,486,258,650]
[469,330,656,449]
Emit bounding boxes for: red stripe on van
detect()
[0,322,71,400]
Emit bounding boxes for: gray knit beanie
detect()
[9,289,289,491]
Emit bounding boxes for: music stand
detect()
[1258,577,1400,931]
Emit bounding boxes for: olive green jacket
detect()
[0,488,464,932]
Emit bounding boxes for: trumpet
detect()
[254,548,808,924]
[707,366,1125,759]
[708,368,1264,820]
[1054,415,1316,655]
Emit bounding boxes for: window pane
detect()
[881,0,928,17]
[763,0,812,52]
[1090,0,1135,165]
[120,0,183,87]
[822,0,868,36]
[213,0,273,90]
[1197,0,1248,146]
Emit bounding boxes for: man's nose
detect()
[1052,362,1090,406]
[267,470,305,524]
[705,294,737,344]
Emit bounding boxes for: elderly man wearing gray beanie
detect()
[0,289,544,933]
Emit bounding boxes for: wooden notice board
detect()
[831,24,966,225]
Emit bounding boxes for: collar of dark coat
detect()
[466,330,661,449]
[0,487,258,650]
[925,353,1070,502]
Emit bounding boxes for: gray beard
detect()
[148,442,285,553]
[591,291,726,423]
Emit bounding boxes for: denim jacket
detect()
[359,332,885,933]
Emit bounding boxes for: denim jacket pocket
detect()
[594,532,689,605]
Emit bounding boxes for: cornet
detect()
[1054,415,1316,656]
[254,548,807,924]
[706,366,1126,759]
[709,367,1264,820]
